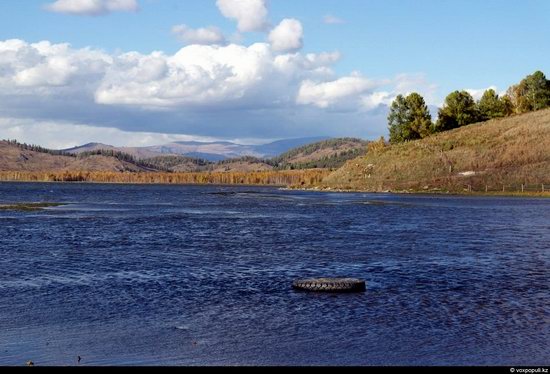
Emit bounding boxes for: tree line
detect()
[2,139,73,156]
[388,70,550,143]
[76,149,173,171]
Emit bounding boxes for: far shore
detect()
[0,179,287,188]
[285,186,550,198]
[1,178,549,198]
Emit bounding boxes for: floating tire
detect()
[292,278,366,293]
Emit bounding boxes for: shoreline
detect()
[0,179,287,188]
[1,179,548,198]
[284,186,550,198]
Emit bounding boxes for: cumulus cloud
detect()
[323,15,345,24]
[268,19,304,53]
[216,0,268,32]
[0,39,111,91]
[361,92,394,111]
[95,43,275,107]
[45,0,139,16]
[297,74,378,109]
[0,38,440,142]
[172,24,226,45]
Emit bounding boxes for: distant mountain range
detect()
[0,137,369,174]
[63,137,330,161]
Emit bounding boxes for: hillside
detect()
[321,109,550,192]
[143,155,210,172]
[0,141,157,172]
[272,138,369,170]
[62,155,149,172]
[0,141,74,171]
[64,142,118,154]
[1,137,369,174]
[63,137,329,161]
[64,143,164,159]
[210,156,274,172]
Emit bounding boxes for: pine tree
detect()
[434,91,479,132]
[477,89,506,120]
[388,93,433,143]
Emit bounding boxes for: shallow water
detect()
[0,183,548,366]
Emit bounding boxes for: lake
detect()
[0,183,548,366]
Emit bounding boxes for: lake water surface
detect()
[0,183,548,366]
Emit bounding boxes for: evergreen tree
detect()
[388,95,410,144]
[477,89,506,120]
[434,90,479,132]
[387,93,432,144]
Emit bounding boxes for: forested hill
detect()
[0,137,370,173]
[270,138,369,170]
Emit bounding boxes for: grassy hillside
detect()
[0,141,74,171]
[321,109,550,193]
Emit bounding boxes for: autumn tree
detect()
[507,71,550,113]
[500,94,516,116]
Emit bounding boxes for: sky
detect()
[0,0,549,148]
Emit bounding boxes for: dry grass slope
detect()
[322,109,550,193]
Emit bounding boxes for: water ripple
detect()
[0,183,548,366]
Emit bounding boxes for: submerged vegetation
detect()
[0,202,65,211]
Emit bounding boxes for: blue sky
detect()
[0,0,548,148]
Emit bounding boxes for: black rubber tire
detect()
[292,278,366,293]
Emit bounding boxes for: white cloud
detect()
[0,38,345,112]
[274,51,340,78]
[95,43,276,107]
[0,39,111,91]
[45,0,139,16]
[361,92,393,111]
[216,0,268,33]
[0,117,217,149]
[172,24,226,46]
[323,15,345,24]
[268,19,304,53]
[0,38,441,142]
[297,74,378,109]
